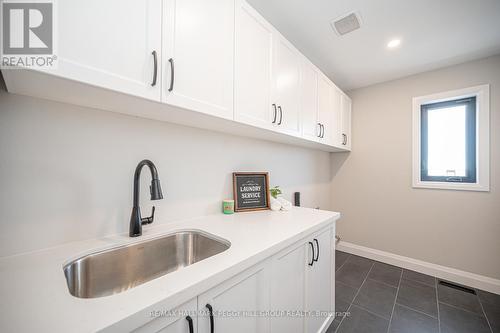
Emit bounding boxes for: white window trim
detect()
[412,85,490,191]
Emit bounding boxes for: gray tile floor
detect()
[327,251,500,333]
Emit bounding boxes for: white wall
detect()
[331,55,500,280]
[0,88,332,257]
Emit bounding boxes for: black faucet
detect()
[129,160,163,237]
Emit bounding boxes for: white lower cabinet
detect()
[270,242,306,333]
[305,228,333,333]
[133,298,197,333]
[268,226,334,333]
[95,225,335,333]
[198,263,270,333]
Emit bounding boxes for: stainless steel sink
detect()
[63,230,230,298]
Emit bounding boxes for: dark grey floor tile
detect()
[368,262,402,287]
[402,269,436,287]
[477,289,500,307]
[353,279,397,319]
[347,254,374,267]
[437,281,483,314]
[477,289,500,333]
[439,302,491,333]
[336,256,373,289]
[337,305,389,333]
[336,251,351,271]
[397,279,438,317]
[481,301,500,333]
[336,281,358,304]
[336,299,351,321]
[389,304,439,333]
[326,319,341,333]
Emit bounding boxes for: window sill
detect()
[412,180,489,192]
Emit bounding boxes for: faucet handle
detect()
[141,206,155,225]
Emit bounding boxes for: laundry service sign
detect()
[233,172,270,212]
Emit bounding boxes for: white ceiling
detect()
[246,0,500,90]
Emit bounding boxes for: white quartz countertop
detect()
[0,207,339,333]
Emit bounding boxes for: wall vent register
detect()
[438,280,476,295]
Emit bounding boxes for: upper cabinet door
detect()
[317,75,333,145]
[330,87,343,147]
[234,0,274,129]
[56,0,162,101]
[341,93,352,150]
[163,0,234,120]
[272,38,301,135]
[300,63,320,142]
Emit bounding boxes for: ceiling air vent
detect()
[331,12,361,36]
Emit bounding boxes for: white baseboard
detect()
[337,241,500,295]
[318,314,334,333]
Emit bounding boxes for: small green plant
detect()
[270,186,282,199]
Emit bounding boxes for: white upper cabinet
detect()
[2,0,352,152]
[55,0,162,101]
[341,93,352,150]
[234,0,274,129]
[330,86,343,147]
[235,1,301,136]
[163,0,234,119]
[300,63,320,142]
[271,38,301,136]
[301,65,345,148]
[317,75,333,145]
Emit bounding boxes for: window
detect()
[421,97,476,183]
[413,85,490,191]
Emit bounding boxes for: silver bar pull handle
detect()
[151,51,158,86]
[168,58,175,92]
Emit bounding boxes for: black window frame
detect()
[420,96,477,183]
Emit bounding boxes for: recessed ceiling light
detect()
[387,39,401,49]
